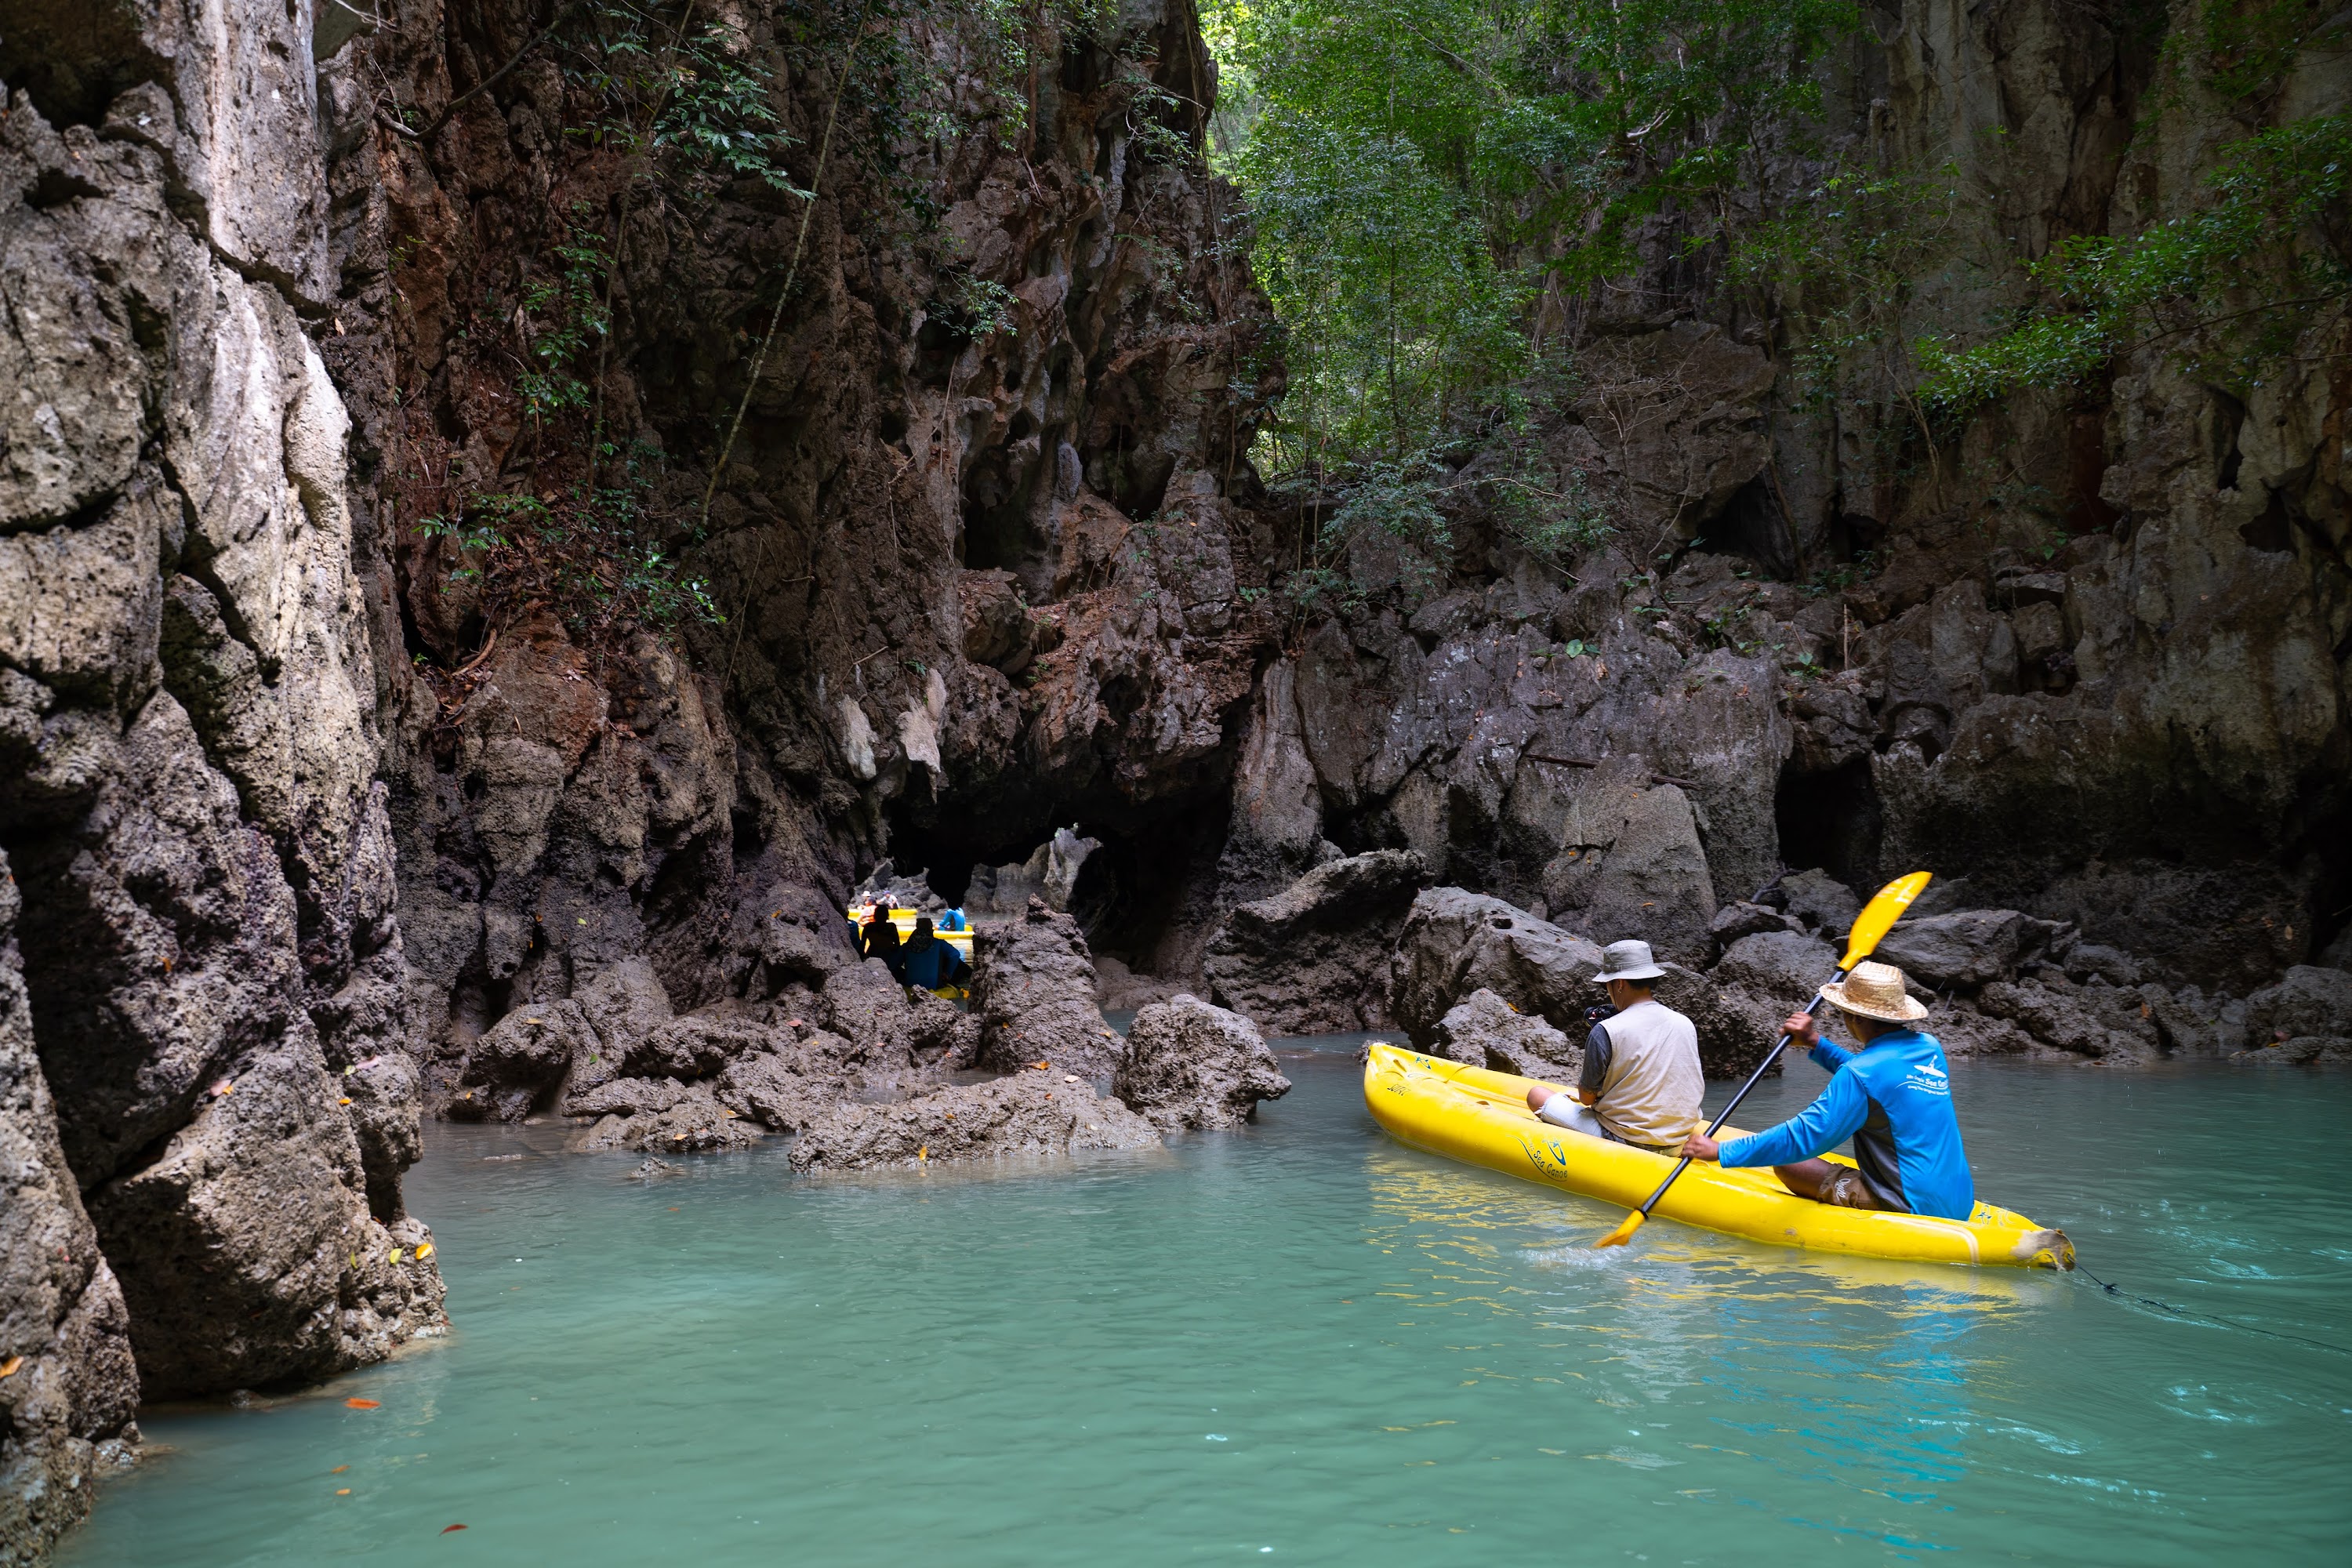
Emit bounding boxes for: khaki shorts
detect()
[1816,1164,1901,1212]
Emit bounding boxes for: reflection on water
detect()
[64,1051,2352,1566]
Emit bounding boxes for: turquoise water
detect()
[66,1047,2352,1565]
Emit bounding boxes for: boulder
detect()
[623,1015,780,1080]
[568,1083,765,1152]
[1922,1003,2041,1058]
[1203,850,1432,1033]
[449,1001,592,1121]
[1779,869,1860,939]
[1708,901,1802,954]
[575,956,675,1047]
[564,1076,694,1119]
[2230,1036,2352,1066]
[1873,909,2068,989]
[714,1051,855,1133]
[1977,977,2160,1061]
[2242,966,2352,1045]
[1712,931,1839,1001]
[1388,889,1606,1046]
[1113,996,1292,1131]
[1096,955,1183,1013]
[1540,775,1718,964]
[1432,989,1582,1080]
[972,898,1124,1078]
[1649,964,1786,1079]
[818,958,919,1055]
[787,1072,1160,1171]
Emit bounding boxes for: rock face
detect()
[1432,989,1582,1080]
[0,0,445,1519]
[1112,996,1291,1131]
[788,1073,1160,1171]
[972,899,1125,1078]
[1203,851,1432,1033]
[1388,889,1606,1047]
[1875,911,2070,989]
[0,856,139,1561]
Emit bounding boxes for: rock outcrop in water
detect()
[788,1070,1160,1172]
[972,899,1126,1079]
[1112,995,1290,1131]
[1202,850,1432,1033]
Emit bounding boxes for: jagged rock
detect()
[1649,964,1787,1079]
[2241,966,2352,1046]
[818,958,918,1056]
[1977,978,2160,1061]
[904,987,975,1060]
[0,852,141,1559]
[568,1083,765,1152]
[1711,931,1839,1002]
[575,957,676,1050]
[1778,870,1860,939]
[629,1159,682,1181]
[787,1073,1160,1171]
[2231,1036,2352,1066]
[624,1015,780,1080]
[339,1048,425,1221]
[1203,850,1432,1033]
[1096,955,1183,1012]
[972,898,1123,1077]
[565,1077,695,1119]
[452,1003,595,1120]
[1388,889,1606,1047]
[1432,989,1581,1080]
[1923,1002,2042,1058]
[1708,901,1803,953]
[1541,771,1718,964]
[1873,909,2069,989]
[714,1051,855,1133]
[2063,944,2143,986]
[1112,995,1291,1131]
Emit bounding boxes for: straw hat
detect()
[1819,960,1928,1024]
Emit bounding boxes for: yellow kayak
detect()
[1363,1044,2074,1270]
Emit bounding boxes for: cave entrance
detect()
[1776,756,1882,893]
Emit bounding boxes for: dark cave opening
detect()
[1698,474,1800,579]
[1777,756,1883,894]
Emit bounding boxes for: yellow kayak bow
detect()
[1363,1044,2074,1270]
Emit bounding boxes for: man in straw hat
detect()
[1523,939,1704,1155]
[1679,960,1975,1221]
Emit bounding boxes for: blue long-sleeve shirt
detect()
[1717,1029,1975,1221]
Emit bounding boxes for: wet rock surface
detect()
[1203,851,1432,1033]
[1388,889,1608,1047]
[788,1072,1160,1172]
[1112,996,1291,1131]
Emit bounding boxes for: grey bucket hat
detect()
[1593,939,1668,983]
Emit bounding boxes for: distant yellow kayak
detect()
[1364,1044,2074,1270]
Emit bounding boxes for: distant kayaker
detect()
[899,916,970,992]
[938,906,969,932]
[1523,940,1704,1153]
[1678,960,1975,1221]
[863,915,909,982]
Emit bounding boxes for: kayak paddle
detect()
[1594,870,1933,1249]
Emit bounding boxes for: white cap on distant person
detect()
[1593,939,1668,983]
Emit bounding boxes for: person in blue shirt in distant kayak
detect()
[1679,960,1975,1221]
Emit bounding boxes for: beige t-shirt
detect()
[1590,998,1705,1148]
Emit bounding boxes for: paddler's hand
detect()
[1782,1011,1820,1047]
[1680,1131,1720,1162]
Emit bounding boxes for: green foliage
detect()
[515,222,612,424]
[416,441,724,637]
[1281,454,1456,618]
[1919,113,2352,412]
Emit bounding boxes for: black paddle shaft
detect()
[1624,978,1842,1222]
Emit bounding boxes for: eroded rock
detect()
[972,898,1123,1077]
[788,1073,1160,1171]
[1388,889,1606,1046]
[1203,850,1432,1033]
[1113,995,1290,1131]
[1432,989,1581,1080]
[1874,909,2070,989]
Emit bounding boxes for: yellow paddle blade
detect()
[1595,1210,1646,1249]
[1839,871,1933,971]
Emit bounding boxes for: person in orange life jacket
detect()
[1679,960,1975,1221]
[1523,940,1705,1154]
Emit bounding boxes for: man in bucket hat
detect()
[1679,960,1975,1221]
[1523,940,1704,1154]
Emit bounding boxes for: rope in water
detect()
[2075,1265,2352,1358]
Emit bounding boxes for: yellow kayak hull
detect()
[1363,1044,2074,1270]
